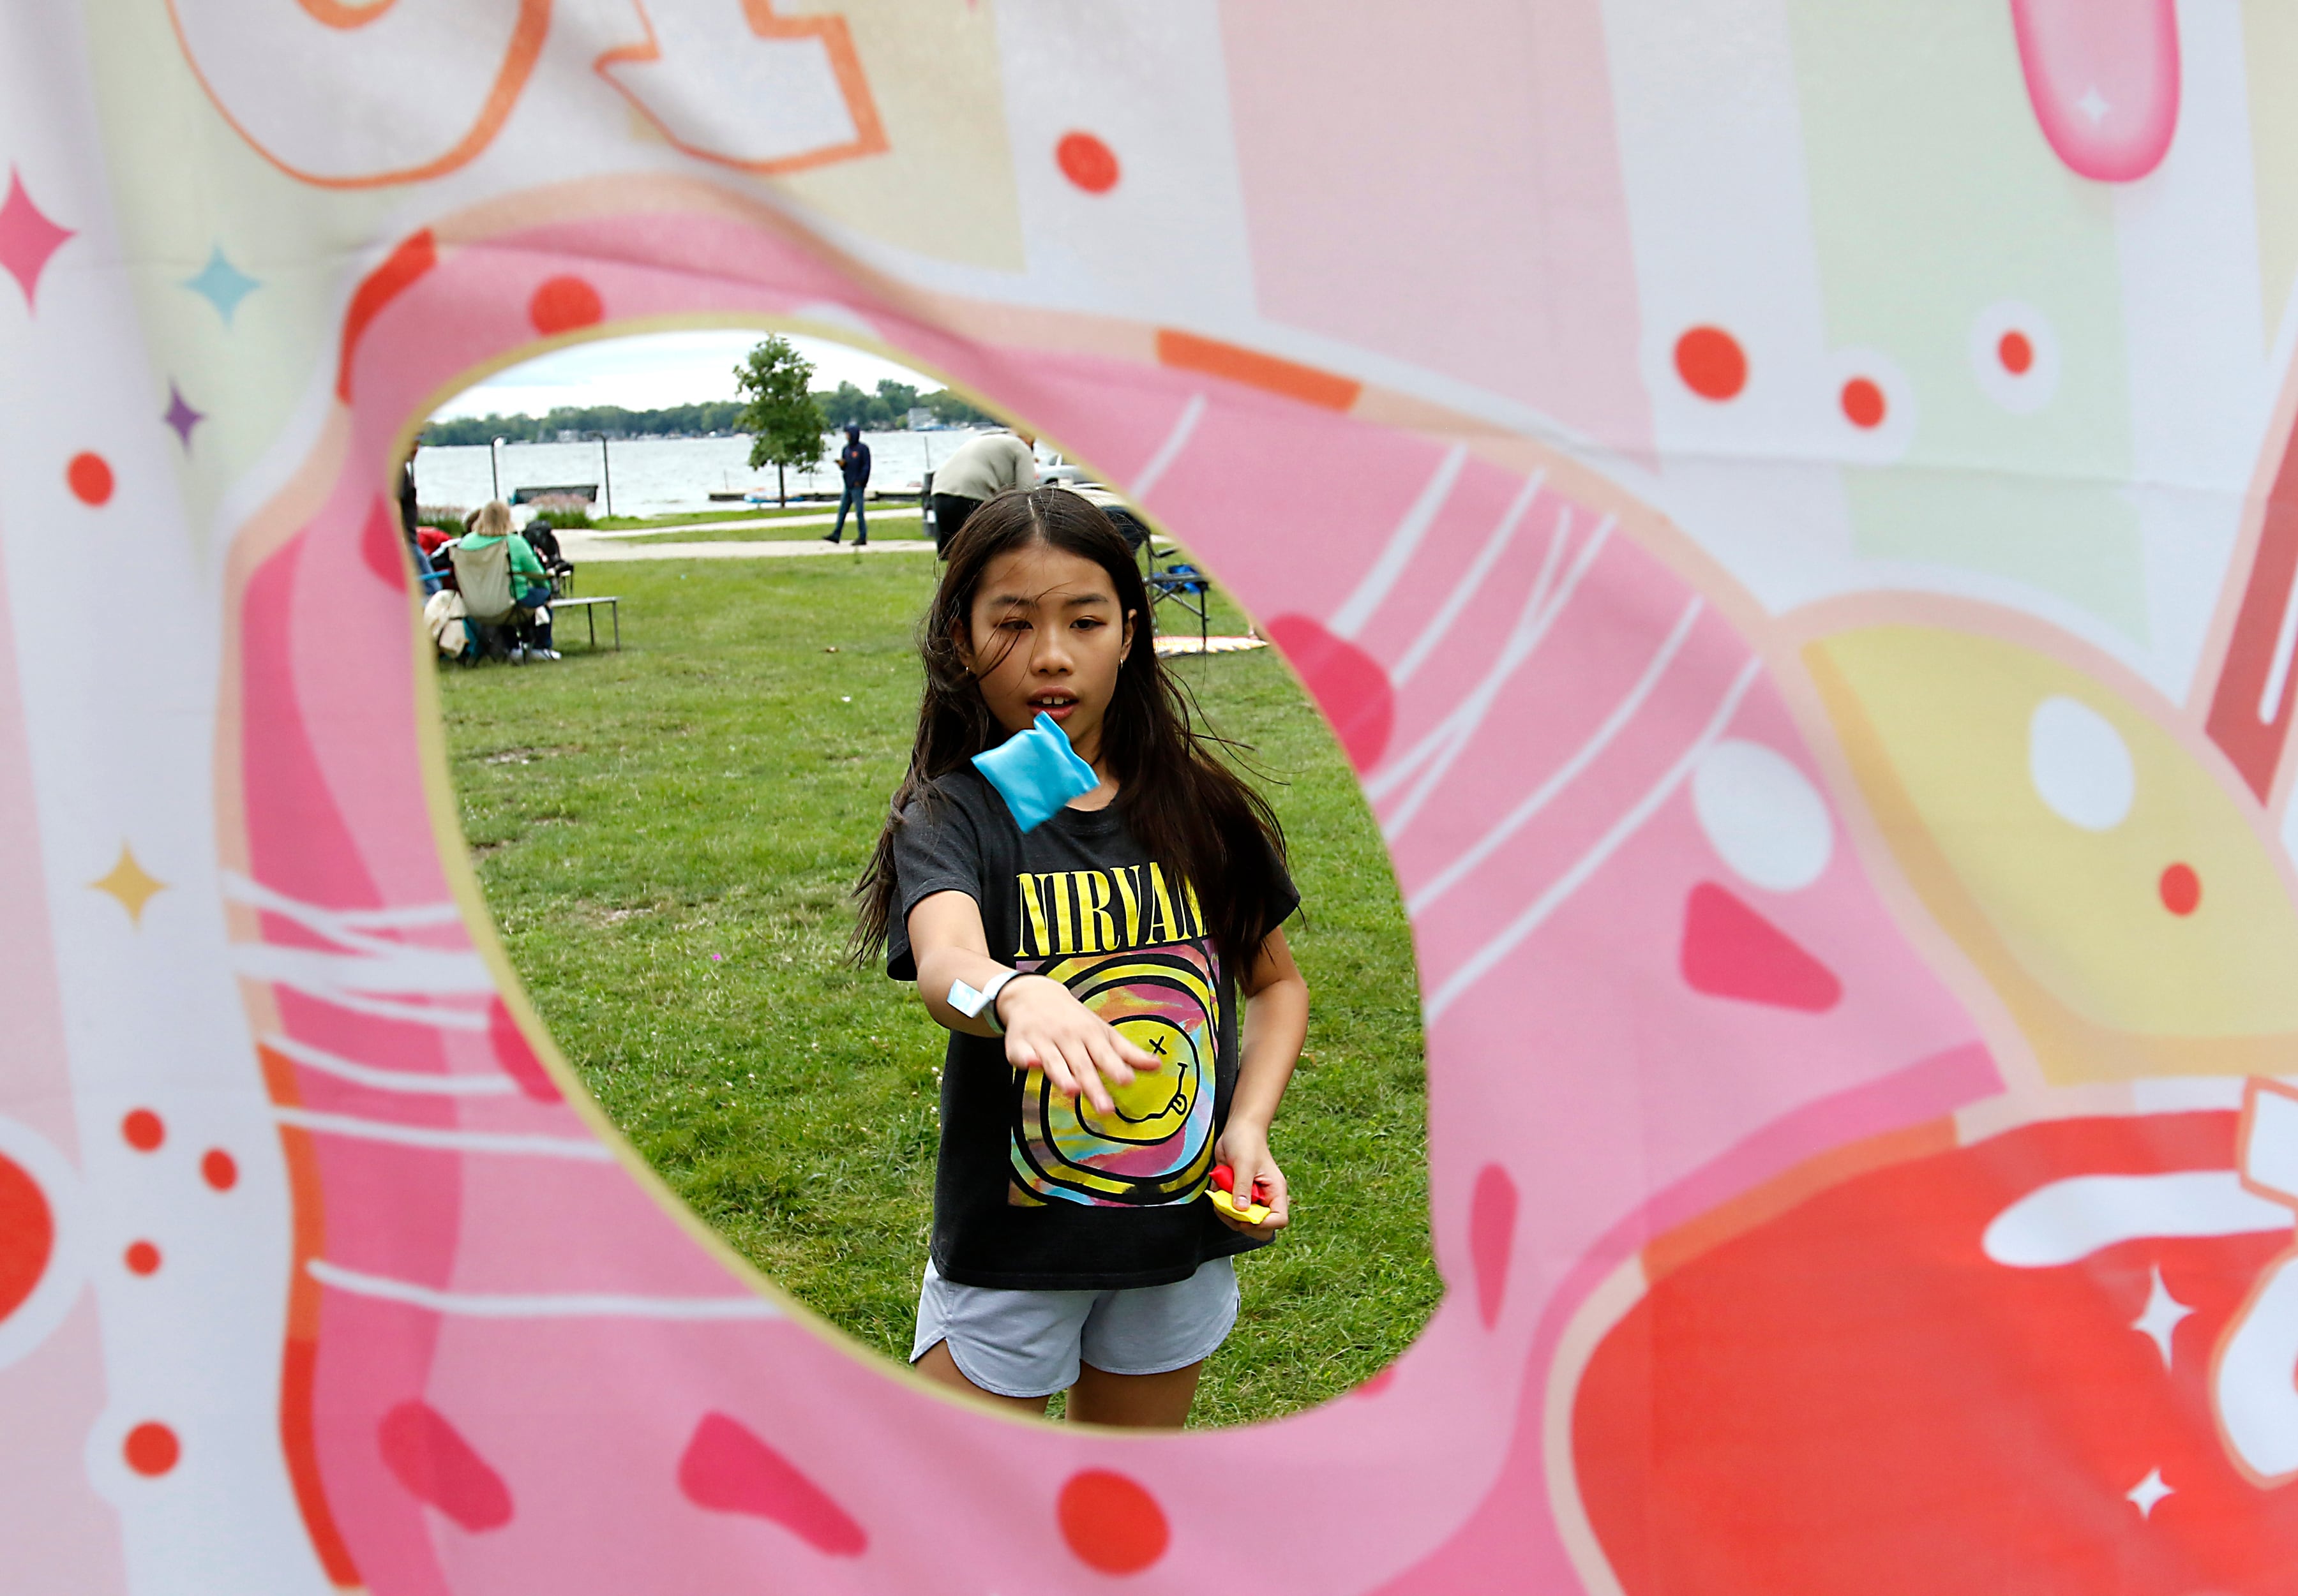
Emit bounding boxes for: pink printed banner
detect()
[0,3,2294,1593]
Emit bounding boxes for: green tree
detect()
[734,336,827,505]
[924,388,995,428]
[875,378,921,424]
[819,381,885,430]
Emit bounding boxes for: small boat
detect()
[508,482,596,504]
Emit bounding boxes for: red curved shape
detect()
[679,1413,865,1556]
[1680,883,1843,1013]
[1469,1163,1517,1330]
[359,496,405,590]
[488,996,562,1103]
[335,230,436,402]
[377,1401,514,1532]
[1264,614,1395,772]
[2010,0,2179,183]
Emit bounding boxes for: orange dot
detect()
[1840,377,1886,429]
[1998,330,2034,375]
[67,452,113,505]
[1057,1470,1168,1574]
[529,276,602,336]
[121,1110,163,1152]
[1056,132,1120,194]
[123,1422,179,1477]
[200,1149,237,1191]
[124,1241,160,1275]
[2160,863,2201,916]
[1673,326,1746,401]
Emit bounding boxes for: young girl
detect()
[857,486,1308,1428]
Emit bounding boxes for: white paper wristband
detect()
[947,969,1020,1034]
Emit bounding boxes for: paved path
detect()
[584,507,924,540]
[560,529,936,563]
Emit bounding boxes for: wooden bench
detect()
[552,595,620,650]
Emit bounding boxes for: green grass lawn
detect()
[436,556,1436,1428]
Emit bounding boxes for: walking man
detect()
[825,422,871,545]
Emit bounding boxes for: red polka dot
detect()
[529,276,602,336]
[0,1153,53,1320]
[124,1422,179,1476]
[201,1149,237,1191]
[1998,330,2034,375]
[1840,378,1886,429]
[1674,327,1746,401]
[1056,132,1120,194]
[1057,1470,1168,1574]
[2159,863,2201,916]
[124,1241,160,1276]
[67,452,113,505]
[121,1110,163,1152]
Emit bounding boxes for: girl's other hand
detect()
[998,974,1159,1115]
[1212,1126,1288,1238]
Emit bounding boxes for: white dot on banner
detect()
[2028,696,2133,831]
[1691,740,1833,893]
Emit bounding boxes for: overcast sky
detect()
[430,331,936,419]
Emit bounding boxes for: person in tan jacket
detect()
[929,427,1037,555]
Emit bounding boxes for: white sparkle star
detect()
[2131,1265,2193,1369]
[2127,1466,2173,1518]
[2078,86,2112,126]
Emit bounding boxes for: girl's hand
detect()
[1212,1124,1288,1238]
[998,974,1159,1115]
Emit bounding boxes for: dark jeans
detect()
[932,493,982,556]
[515,583,553,652]
[832,481,868,542]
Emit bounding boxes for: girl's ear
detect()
[951,613,975,671]
[1122,607,1137,655]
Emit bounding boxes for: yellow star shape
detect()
[91,844,166,926]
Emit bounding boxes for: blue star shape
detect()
[182,245,258,325]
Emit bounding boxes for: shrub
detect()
[417,503,469,531]
[528,493,596,530]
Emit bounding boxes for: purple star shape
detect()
[162,382,204,449]
[0,168,72,310]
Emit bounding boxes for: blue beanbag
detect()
[972,712,1099,832]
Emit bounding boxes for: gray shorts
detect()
[910,1256,1239,1399]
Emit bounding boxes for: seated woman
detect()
[450,501,559,662]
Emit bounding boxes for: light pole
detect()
[490,435,506,501]
[588,432,613,519]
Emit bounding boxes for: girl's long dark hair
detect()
[854,487,1289,967]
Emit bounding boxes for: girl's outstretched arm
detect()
[1215,927,1309,1239]
[906,890,1159,1115]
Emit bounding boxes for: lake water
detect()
[412,430,1024,519]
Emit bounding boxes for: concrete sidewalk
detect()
[560,530,936,563]
[583,507,924,541]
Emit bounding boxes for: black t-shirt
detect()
[887,768,1297,1289]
